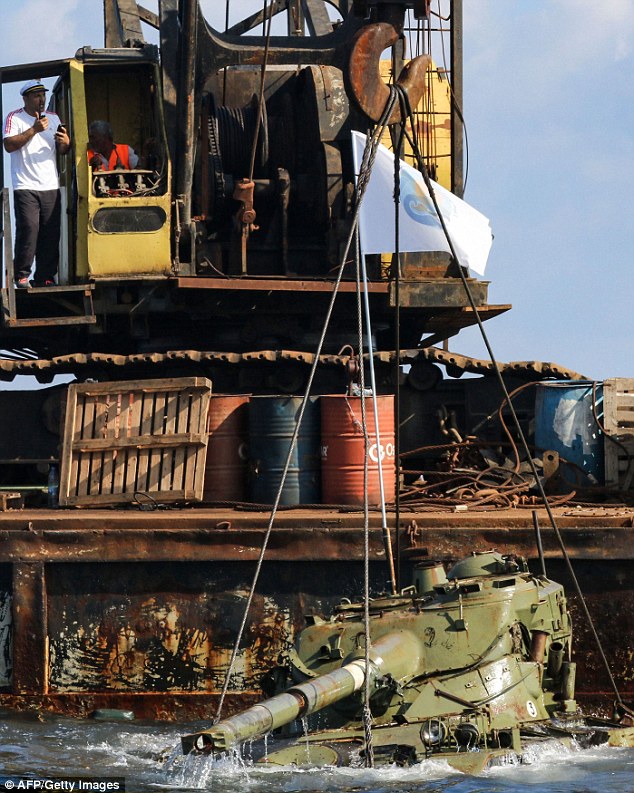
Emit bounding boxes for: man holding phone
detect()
[3,79,71,288]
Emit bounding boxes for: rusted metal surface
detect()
[232,178,257,275]
[11,562,47,694]
[2,283,96,329]
[0,346,586,382]
[0,507,632,562]
[346,23,431,124]
[176,277,389,292]
[0,567,11,687]
[196,4,364,71]
[0,517,631,719]
[392,279,489,308]
[0,506,632,717]
[104,0,144,48]
[0,2,475,365]
[450,0,464,196]
[0,692,265,721]
[44,561,379,695]
[1,188,16,325]
[546,559,634,714]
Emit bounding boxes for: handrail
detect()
[2,187,17,322]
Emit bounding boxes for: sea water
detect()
[1,711,633,793]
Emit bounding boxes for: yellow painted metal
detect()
[379,59,452,190]
[70,61,90,279]
[71,59,172,278]
[86,192,172,277]
[378,59,452,271]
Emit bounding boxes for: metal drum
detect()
[248,396,321,506]
[535,381,604,485]
[203,395,249,502]
[321,394,395,505]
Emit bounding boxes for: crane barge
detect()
[0,1,631,726]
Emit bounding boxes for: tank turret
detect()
[182,552,579,769]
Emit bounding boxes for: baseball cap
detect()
[20,80,48,96]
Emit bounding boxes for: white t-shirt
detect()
[3,108,62,191]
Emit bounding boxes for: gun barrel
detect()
[182,630,423,754]
[183,660,366,754]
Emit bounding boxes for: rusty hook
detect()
[346,22,431,125]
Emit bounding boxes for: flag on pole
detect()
[351,131,493,276]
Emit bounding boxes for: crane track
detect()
[0,346,587,383]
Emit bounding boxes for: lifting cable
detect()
[354,225,374,767]
[395,83,632,717]
[248,0,274,182]
[391,103,406,590]
[213,88,401,726]
[356,177,397,598]
[222,1,231,105]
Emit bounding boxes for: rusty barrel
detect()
[321,394,395,506]
[203,395,249,502]
[248,396,321,506]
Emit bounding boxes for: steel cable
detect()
[354,224,374,768]
[395,83,632,716]
[213,88,400,725]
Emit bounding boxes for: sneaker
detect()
[14,277,30,289]
[31,279,56,288]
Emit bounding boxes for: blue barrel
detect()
[248,396,321,505]
[534,381,604,485]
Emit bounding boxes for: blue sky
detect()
[1,1,632,380]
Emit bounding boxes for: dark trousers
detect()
[13,189,61,281]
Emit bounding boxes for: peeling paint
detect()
[46,562,369,694]
[0,591,12,687]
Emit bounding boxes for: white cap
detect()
[20,79,48,96]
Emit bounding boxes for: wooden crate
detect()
[0,492,23,511]
[59,378,211,507]
[603,378,634,493]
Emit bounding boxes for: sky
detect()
[1,0,632,380]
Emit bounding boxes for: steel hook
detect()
[346,22,431,125]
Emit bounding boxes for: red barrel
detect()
[203,395,249,502]
[321,395,395,506]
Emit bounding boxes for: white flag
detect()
[351,131,493,276]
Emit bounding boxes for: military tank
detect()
[182,551,634,773]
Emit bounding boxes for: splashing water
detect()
[300,716,310,764]
[0,711,633,793]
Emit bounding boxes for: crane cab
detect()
[1,45,172,288]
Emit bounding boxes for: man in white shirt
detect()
[3,79,71,288]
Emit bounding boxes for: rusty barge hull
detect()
[0,506,632,720]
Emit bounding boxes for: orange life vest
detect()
[87,143,131,171]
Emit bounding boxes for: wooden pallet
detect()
[0,492,24,511]
[59,377,211,507]
[603,378,634,493]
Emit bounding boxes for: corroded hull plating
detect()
[0,506,632,719]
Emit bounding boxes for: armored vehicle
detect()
[182,551,634,772]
